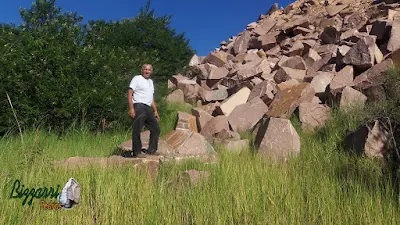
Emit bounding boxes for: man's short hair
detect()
[142,64,153,71]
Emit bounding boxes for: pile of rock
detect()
[167,0,400,161]
[118,111,217,159]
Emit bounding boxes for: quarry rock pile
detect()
[168,0,400,161]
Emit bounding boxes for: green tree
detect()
[0,0,195,135]
[0,0,86,133]
[84,0,195,78]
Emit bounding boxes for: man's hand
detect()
[151,99,159,121]
[128,89,135,119]
[129,108,135,119]
[154,111,160,121]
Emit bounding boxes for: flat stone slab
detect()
[219,87,251,116]
[267,82,315,119]
[54,156,161,181]
[54,154,219,181]
[54,155,160,169]
[118,130,174,155]
[54,153,218,169]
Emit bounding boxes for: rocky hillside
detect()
[166,0,400,161]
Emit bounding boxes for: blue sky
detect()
[0,0,292,56]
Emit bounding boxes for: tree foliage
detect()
[0,0,195,134]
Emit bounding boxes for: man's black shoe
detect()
[122,151,134,158]
[133,152,147,158]
[123,151,147,158]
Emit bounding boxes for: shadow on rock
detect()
[339,117,400,200]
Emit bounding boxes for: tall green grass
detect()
[1,102,400,224]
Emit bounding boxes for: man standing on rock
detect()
[127,64,160,158]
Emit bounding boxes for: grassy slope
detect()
[1,100,400,224]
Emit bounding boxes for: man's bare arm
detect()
[151,98,158,113]
[152,98,160,120]
[128,89,135,118]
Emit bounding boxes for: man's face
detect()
[142,65,152,78]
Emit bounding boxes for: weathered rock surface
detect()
[353,59,394,90]
[203,51,230,67]
[342,36,376,70]
[54,155,162,181]
[173,131,216,155]
[200,88,228,102]
[175,111,198,133]
[227,97,268,133]
[167,89,185,104]
[330,65,354,95]
[310,71,335,94]
[277,79,300,91]
[387,17,400,52]
[219,87,251,116]
[55,155,159,169]
[365,120,392,159]
[299,103,331,131]
[208,66,229,80]
[274,67,306,83]
[189,54,204,66]
[345,120,392,160]
[267,82,315,119]
[255,117,300,161]
[340,86,368,110]
[191,107,213,132]
[200,115,230,141]
[303,48,322,68]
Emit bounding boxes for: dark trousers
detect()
[132,103,160,155]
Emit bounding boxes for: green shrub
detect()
[0,0,194,135]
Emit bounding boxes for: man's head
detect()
[141,64,153,79]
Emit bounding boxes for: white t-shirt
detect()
[129,75,154,106]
